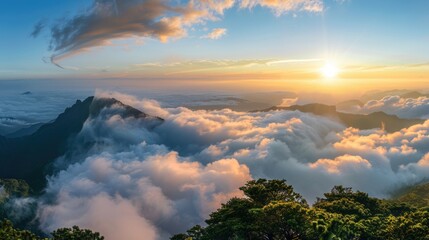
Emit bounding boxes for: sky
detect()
[1,0,429,93]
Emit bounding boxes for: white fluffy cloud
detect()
[39,148,250,239]
[36,92,429,239]
[37,102,251,239]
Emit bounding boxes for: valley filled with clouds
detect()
[3,91,425,239]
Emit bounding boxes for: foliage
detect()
[0,178,37,231]
[239,179,307,207]
[51,225,104,240]
[392,182,429,208]
[0,219,43,240]
[172,180,429,240]
[0,219,104,240]
[0,178,30,201]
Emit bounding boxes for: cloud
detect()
[202,28,227,39]
[0,91,88,135]
[2,197,36,223]
[309,155,372,174]
[132,58,323,75]
[341,95,429,119]
[32,92,429,239]
[46,0,187,64]
[38,151,251,239]
[30,20,46,38]
[334,0,348,4]
[37,101,251,239]
[240,0,323,16]
[278,97,298,107]
[33,0,324,66]
[38,193,159,240]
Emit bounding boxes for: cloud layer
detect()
[34,91,429,239]
[37,96,251,239]
[341,95,429,119]
[0,91,88,135]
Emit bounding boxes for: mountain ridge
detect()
[0,96,163,191]
[257,103,424,132]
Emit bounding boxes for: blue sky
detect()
[1,0,428,92]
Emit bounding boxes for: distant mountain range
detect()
[259,103,424,132]
[0,97,162,191]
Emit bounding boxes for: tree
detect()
[314,186,387,219]
[385,208,429,240]
[170,233,191,240]
[203,197,256,239]
[172,179,313,240]
[0,219,44,240]
[172,181,429,240]
[0,219,105,240]
[0,179,30,199]
[251,201,314,240]
[240,179,307,207]
[51,226,104,240]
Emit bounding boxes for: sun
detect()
[320,62,339,79]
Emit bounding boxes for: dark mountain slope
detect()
[260,104,423,132]
[0,97,162,191]
[5,123,45,138]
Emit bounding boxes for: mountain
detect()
[259,103,424,132]
[392,182,429,208]
[0,97,163,191]
[187,97,272,111]
[400,91,429,99]
[0,117,25,135]
[336,99,364,112]
[5,122,45,138]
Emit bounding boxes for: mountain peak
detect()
[0,96,163,191]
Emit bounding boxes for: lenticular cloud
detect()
[37,92,429,240]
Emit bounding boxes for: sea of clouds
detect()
[28,91,429,239]
[0,91,90,135]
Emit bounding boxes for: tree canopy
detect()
[172,179,429,240]
[0,219,104,240]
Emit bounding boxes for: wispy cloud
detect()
[266,58,323,65]
[32,0,325,68]
[202,28,227,39]
[30,19,46,38]
[133,58,323,75]
[135,58,322,68]
[240,0,323,16]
